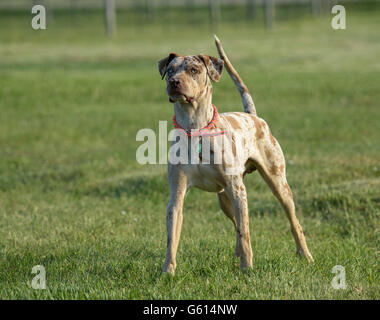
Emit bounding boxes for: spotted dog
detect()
[158,35,313,274]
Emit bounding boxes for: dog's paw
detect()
[296,250,314,263]
[162,263,176,276]
[240,260,253,271]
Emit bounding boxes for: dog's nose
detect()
[169,78,181,88]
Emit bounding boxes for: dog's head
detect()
[158,53,223,104]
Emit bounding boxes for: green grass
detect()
[0,4,379,299]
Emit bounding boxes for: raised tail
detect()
[214,35,256,115]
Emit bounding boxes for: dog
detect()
[158,36,313,274]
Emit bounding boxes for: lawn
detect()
[0,3,379,299]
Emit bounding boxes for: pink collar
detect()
[172,104,227,137]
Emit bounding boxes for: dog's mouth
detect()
[168,92,194,104]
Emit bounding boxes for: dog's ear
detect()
[198,55,224,82]
[158,53,180,79]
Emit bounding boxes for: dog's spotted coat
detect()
[159,36,313,274]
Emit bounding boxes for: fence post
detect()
[247,0,256,20]
[264,0,275,30]
[104,0,116,37]
[186,0,195,23]
[209,0,220,33]
[322,0,332,14]
[311,0,322,16]
[145,0,155,22]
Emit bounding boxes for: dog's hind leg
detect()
[254,138,314,262]
[217,191,241,258]
[224,179,253,270]
[163,165,187,275]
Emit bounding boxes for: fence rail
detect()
[0,0,359,10]
[1,0,360,36]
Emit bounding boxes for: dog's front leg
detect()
[163,165,187,275]
[225,179,253,270]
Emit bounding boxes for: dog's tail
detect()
[214,35,256,115]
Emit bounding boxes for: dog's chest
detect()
[183,162,225,193]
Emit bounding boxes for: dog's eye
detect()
[191,68,197,74]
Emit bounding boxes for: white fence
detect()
[1,0,360,35]
[0,0,359,10]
